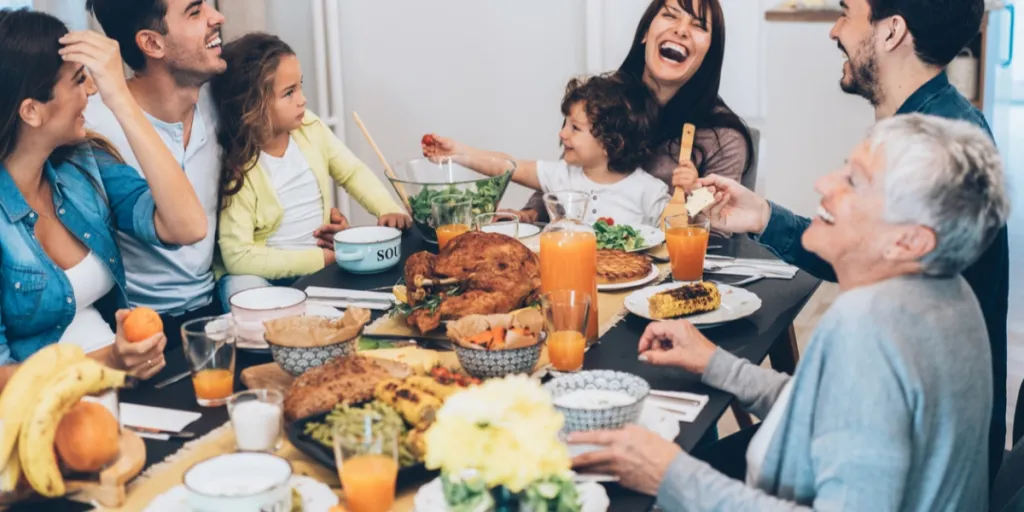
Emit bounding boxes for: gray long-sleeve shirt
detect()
[657,274,992,511]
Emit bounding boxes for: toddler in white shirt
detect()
[422,73,669,227]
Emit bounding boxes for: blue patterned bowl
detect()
[544,370,649,432]
[454,344,542,380]
[266,336,356,377]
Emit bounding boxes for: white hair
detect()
[868,114,1010,276]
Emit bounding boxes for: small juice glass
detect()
[664,214,710,282]
[542,290,591,373]
[181,316,236,407]
[474,212,520,238]
[430,194,473,249]
[333,414,399,512]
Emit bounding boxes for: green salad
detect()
[593,218,645,251]
[408,175,509,233]
[441,473,581,512]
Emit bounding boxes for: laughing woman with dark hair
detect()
[520,0,755,222]
[0,10,206,387]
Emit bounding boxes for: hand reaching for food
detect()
[421,133,460,159]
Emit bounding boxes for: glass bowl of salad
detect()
[388,155,515,245]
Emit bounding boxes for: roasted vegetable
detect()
[374,379,442,430]
[648,281,722,319]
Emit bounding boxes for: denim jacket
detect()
[0,145,172,364]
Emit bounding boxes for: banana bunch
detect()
[0,344,131,498]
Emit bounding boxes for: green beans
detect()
[303,401,418,468]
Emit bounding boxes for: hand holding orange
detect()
[122,307,163,343]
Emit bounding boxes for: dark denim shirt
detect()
[0,145,173,364]
[756,71,1009,479]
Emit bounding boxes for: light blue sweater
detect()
[657,274,993,511]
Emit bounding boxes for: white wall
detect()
[263,0,774,225]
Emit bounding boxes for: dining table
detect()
[10,230,820,512]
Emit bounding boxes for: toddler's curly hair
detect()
[560,72,659,173]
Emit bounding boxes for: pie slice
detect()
[597,250,653,285]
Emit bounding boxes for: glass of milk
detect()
[226,389,285,453]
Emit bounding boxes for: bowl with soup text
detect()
[333,226,402,274]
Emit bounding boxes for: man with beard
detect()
[83,0,227,350]
[700,0,1009,483]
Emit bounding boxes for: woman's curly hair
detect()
[560,72,659,174]
[210,33,296,201]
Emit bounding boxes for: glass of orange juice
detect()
[664,213,710,282]
[333,414,399,512]
[541,290,591,373]
[181,316,236,407]
[430,194,473,249]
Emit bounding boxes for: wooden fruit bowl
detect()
[0,429,146,509]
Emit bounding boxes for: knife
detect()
[153,370,191,390]
[125,426,196,439]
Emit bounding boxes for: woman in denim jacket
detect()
[0,10,207,387]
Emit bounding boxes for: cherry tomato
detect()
[422,134,435,147]
[597,217,614,226]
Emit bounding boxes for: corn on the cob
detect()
[374,379,441,429]
[648,282,722,319]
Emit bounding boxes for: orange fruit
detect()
[54,401,120,472]
[123,307,163,343]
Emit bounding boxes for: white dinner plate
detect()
[143,475,338,512]
[625,224,665,253]
[624,282,762,327]
[597,265,663,292]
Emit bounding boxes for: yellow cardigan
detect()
[217,111,404,280]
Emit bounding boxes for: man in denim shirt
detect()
[702,0,1010,481]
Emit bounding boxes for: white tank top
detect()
[58,252,117,354]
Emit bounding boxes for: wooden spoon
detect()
[657,123,697,231]
[351,111,412,210]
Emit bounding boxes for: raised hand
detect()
[421,133,460,159]
[58,31,130,108]
[698,174,772,236]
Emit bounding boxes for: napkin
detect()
[647,390,709,423]
[120,403,201,440]
[303,287,395,311]
[703,257,799,279]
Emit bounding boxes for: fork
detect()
[704,262,792,277]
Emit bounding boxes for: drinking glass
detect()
[181,316,236,407]
[541,290,591,373]
[664,213,710,282]
[474,212,520,238]
[430,194,473,249]
[227,389,284,452]
[333,414,399,512]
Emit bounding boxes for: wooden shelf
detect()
[765,7,841,23]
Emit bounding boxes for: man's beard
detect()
[164,43,224,88]
[839,40,882,106]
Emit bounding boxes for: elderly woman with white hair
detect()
[569,114,1009,511]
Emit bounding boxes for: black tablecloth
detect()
[19,231,819,512]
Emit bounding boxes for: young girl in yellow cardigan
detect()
[211,33,409,309]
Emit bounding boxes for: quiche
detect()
[596,249,653,285]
